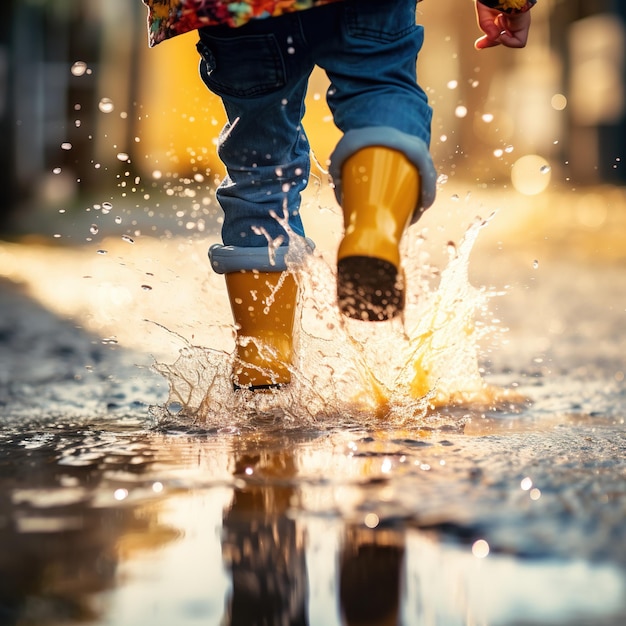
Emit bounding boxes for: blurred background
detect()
[0,0,624,232]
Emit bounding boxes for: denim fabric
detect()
[197,0,433,252]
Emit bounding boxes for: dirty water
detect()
[1,186,626,626]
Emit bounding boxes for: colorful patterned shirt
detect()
[142,0,532,47]
[143,0,343,46]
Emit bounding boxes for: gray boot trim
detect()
[329,127,438,220]
[208,238,315,274]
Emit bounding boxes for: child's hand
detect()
[474,2,532,50]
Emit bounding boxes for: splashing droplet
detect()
[70,61,88,77]
[472,539,490,559]
[114,488,128,501]
[98,98,114,113]
[454,105,468,118]
[511,155,552,195]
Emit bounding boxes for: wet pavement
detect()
[1,183,625,625]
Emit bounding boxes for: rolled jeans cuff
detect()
[329,127,438,216]
[208,238,315,274]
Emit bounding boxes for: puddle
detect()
[1,423,625,625]
[1,188,626,624]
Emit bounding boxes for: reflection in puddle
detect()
[1,426,625,625]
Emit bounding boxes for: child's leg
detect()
[197,21,315,247]
[304,0,438,320]
[196,19,315,388]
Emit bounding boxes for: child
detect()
[142,0,536,389]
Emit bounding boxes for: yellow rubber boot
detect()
[225,270,297,390]
[337,147,420,321]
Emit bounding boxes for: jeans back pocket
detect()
[197,32,286,98]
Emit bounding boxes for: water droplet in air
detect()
[89,224,99,235]
[533,260,539,269]
[115,216,122,225]
[116,152,129,162]
[455,105,468,118]
[141,284,152,291]
[96,249,108,255]
[364,513,380,529]
[472,539,490,558]
[52,167,62,175]
[122,235,134,244]
[61,142,72,150]
[511,155,552,195]
[98,98,114,113]
[102,201,112,214]
[70,61,88,76]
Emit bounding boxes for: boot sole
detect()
[233,382,288,392]
[337,256,404,321]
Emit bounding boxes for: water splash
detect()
[151,216,514,430]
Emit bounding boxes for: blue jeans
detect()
[197,0,436,272]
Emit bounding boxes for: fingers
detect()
[474,4,531,50]
[477,29,528,49]
[474,34,500,50]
